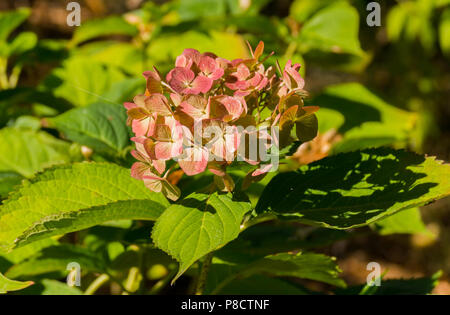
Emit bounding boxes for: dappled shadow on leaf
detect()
[180,195,217,215]
[256,148,438,228]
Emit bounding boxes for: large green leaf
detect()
[44,57,126,107]
[372,208,430,236]
[0,172,23,199]
[152,192,252,281]
[0,163,169,252]
[256,148,450,229]
[15,200,164,248]
[290,0,330,23]
[218,225,351,261]
[298,2,363,56]
[48,102,130,155]
[0,239,58,272]
[209,252,345,294]
[5,244,105,279]
[241,252,344,287]
[0,128,71,178]
[0,272,33,294]
[70,16,138,47]
[74,42,144,76]
[311,83,419,153]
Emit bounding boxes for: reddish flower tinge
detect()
[125,41,316,200]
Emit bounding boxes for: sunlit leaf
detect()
[152,192,252,282]
[0,163,169,252]
[70,16,138,47]
[298,2,363,56]
[0,128,71,178]
[0,272,33,294]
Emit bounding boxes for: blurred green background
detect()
[0,0,449,293]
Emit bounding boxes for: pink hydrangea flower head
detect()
[125,41,315,200]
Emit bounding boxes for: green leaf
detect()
[336,271,442,295]
[0,163,169,252]
[6,32,37,58]
[178,0,227,21]
[15,200,164,248]
[147,31,250,70]
[387,5,408,42]
[0,8,30,42]
[0,128,71,178]
[218,224,351,261]
[298,2,363,56]
[152,192,252,282]
[439,8,450,57]
[70,16,138,47]
[228,252,345,288]
[290,0,331,23]
[311,83,418,153]
[256,148,450,229]
[0,272,33,294]
[372,208,430,236]
[47,102,130,155]
[74,42,144,76]
[44,57,126,107]
[0,172,23,199]
[0,239,58,268]
[5,244,105,279]
[0,87,73,126]
[296,114,318,142]
[17,279,82,295]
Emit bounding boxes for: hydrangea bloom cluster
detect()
[125,41,317,200]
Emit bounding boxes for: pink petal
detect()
[175,54,193,68]
[145,94,172,116]
[143,69,163,94]
[154,124,172,141]
[131,162,149,180]
[167,67,195,93]
[124,102,136,110]
[154,141,173,160]
[132,117,153,137]
[191,76,213,94]
[178,147,209,176]
[152,159,166,175]
[235,63,250,80]
[179,95,208,119]
[252,164,273,177]
[182,48,201,64]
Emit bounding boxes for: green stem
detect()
[148,269,177,295]
[0,58,9,89]
[84,274,110,295]
[195,252,214,295]
[122,266,141,295]
[8,65,22,88]
[284,41,298,60]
